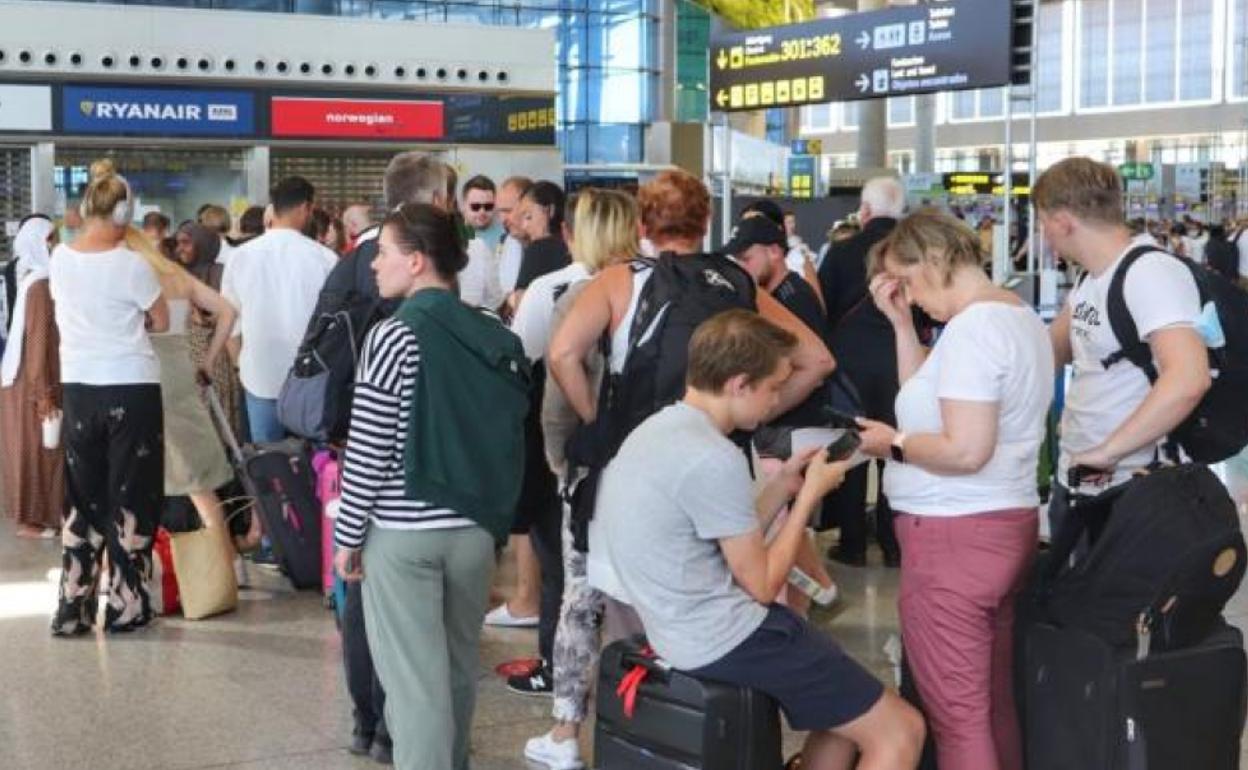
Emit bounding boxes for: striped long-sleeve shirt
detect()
[333,318,471,549]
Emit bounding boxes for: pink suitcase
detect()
[312,449,342,599]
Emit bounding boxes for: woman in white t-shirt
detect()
[49,160,172,636]
[856,209,1054,770]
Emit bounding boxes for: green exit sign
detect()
[1119,162,1155,182]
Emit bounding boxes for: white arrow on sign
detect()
[857,31,871,50]
[855,74,870,93]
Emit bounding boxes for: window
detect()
[842,102,859,130]
[951,90,976,120]
[1235,0,1248,98]
[1035,0,1065,112]
[1180,0,1215,101]
[1111,0,1143,105]
[948,88,1003,121]
[802,104,834,133]
[888,96,914,126]
[1079,0,1110,108]
[1144,0,1178,102]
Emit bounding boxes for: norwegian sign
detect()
[0,85,52,131]
[710,0,1012,112]
[63,86,255,136]
[271,96,444,140]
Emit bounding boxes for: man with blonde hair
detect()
[1038,156,1209,534]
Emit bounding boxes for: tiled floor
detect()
[1,490,1246,769]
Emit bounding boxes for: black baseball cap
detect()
[724,215,787,256]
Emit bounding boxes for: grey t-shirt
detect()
[598,402,767,670]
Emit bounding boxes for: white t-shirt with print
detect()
[1058,236,1202,487]
[50,244,163,385]
[510,262,589,362]
[220,227,337,399]
[885,302,1054,516]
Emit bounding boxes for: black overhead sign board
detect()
[709,0,1012,112]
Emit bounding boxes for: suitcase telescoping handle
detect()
[202,383,246,469]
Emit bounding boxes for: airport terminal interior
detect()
[1,1,1248,769]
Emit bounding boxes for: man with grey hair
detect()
[817,175,910,569]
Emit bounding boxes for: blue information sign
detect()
[62,85,256,137]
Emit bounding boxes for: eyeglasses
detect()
[468,203,495,213]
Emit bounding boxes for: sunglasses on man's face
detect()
[468,202,495,212]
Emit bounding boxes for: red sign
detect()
[270,97,444,140]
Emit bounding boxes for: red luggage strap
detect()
[616,644,657,719]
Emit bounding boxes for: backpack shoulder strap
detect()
[1102,245,1167,380]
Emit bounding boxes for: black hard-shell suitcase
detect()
[205,386,322,590]
[1023,620,1247,770]
[595,636,782,769]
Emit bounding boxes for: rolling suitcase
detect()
[595,636,782,770]
[1023,620,1247,770]
[205,385,322,590]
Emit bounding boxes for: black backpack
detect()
[563,253,756,550]
[1102,246,1248,463]
[608,252,757,452]
[277,234,388,443]
[1038,464,1246,654]
[1206,236,1241,282]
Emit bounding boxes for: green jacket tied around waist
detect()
[394,287,531,545]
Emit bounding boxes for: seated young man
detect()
[597,310,925,770]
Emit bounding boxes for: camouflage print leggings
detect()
[551,500,604,723]
[52,384,164,636]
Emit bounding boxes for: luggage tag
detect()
[325,498,341,520]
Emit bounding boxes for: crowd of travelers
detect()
[0,150,1246,770]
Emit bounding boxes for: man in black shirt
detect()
[726,214,829,427]
[817,176,906,568]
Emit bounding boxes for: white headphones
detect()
[80,173,134,227]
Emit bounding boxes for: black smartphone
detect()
[826,430,862,462]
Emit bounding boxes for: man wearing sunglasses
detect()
[462,175,504,252]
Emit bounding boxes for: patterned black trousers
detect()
[52,383,164,635]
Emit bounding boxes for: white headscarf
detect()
[1,217,56,387]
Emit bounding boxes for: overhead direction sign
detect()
[710,0,1012,112]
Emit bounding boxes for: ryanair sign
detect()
[62,85,256,137]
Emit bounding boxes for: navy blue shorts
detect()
[690,605,884,731]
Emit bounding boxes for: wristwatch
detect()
[890,432,907,464]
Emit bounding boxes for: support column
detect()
[914,93,936,173]
[244,145,270,209]
[656,0,676,124]
[30,142,56,215]
[856,0,887,170]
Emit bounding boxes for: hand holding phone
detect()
[826,430,862,462]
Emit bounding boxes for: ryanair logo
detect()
[78,99,237,122]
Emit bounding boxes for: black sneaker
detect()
[507,663,553,697]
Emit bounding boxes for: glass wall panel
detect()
[842,102,859,129]
[1079,0,1110,108]
[1179,0,1214,101]
[1236,0,1248,97]
[1112,0,1142,105]
[802,104,834,132]
[951,90,976,120]
[1145,0,1178,102]
[1036,0,1064,112]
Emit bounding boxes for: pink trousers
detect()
[895,508,1038,770]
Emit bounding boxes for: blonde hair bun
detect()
[89,158,117,184]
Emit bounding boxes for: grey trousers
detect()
[362,525,495,770]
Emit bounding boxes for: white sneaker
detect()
[484,602,538,628]
[524,730,584,770]
[233,556,250,588]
